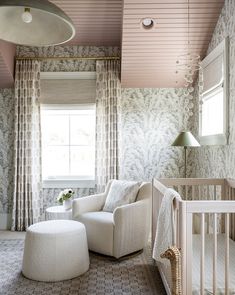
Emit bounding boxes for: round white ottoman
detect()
[22,220,89,282]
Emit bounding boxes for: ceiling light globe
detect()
[22,10,32,23]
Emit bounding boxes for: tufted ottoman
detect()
[22,220,89,282]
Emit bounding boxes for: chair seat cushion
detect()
[103,180,140,212]
[76,211,114,256]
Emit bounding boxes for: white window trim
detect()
[41,104,96,188]
[42,179,95,189]
[199,37,229,146]
[41,103,95,110]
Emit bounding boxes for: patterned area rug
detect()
[0,239,166,295]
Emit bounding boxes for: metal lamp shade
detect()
[172,131,200,147]
[0,0,75,46]
[172,131,200,178]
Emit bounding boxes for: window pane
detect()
[41,107,95,180]
[42,146,69,177]
[70,114,95,145]
[70,146,95,176]
[42,114,69,145]
[201,89,224,136]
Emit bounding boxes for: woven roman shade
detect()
[40,79,96,104]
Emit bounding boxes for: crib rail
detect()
[157,178,225,201]
[152,178,235,295]
[185,204,235,295]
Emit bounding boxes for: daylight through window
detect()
[41,106,95,180]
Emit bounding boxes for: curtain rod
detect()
[15,56,120,61]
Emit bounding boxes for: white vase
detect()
[63,199,72,210]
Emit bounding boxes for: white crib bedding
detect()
[193,234,235,295]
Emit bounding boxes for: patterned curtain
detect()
[95,60,121,192]
[12,60,42,231]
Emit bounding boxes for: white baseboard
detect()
[0,213,12,230]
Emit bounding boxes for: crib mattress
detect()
[192,234,235,295]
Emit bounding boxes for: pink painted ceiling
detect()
[0,40,15,88]
[0,0,225,88]
[51,0,122,46]
[121,0,225,88]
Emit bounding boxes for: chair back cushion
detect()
[103,180,140,212]
[136,182,152,201]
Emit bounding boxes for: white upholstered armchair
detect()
[72,180,151,259]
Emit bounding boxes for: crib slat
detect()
[185,185,188,200]
[177,185,180,194]
[192,185,195,200]
[233,189,235,240]
[200,213,205,295]
[186,213,193,295]
[214,185,216,200]
[225,213,230,294]
[213,213,217,294]
[206,186,210,233]
[207,185,209,199]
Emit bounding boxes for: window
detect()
[41,105,95,188]
[199,38,228,145]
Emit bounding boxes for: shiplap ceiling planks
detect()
[50,0,122,46]
[0,0,225,88]
[0,41,15,88]
[121,0,225,87]
[0,56,14,88]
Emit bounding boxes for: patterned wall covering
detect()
[14,46,119,211]
[119,88,195,181]
[16,46,120,72]
[192,0,234,178]
[0,45,193,215]
[0,89,14,214]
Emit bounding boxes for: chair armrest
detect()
[72,193,106,218]
[113,200,150,227]
[113,200,151,258]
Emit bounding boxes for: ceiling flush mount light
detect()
[0,0,75,46]
[142,18,154,30]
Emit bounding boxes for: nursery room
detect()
[0,0,234,294]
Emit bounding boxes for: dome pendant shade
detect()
[0,0,75,46]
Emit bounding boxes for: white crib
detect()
[152,178,235,295]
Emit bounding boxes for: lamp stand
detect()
[184,146,187,178]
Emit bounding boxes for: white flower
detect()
[57,191,63,201]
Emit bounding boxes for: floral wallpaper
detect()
[0,45,194,217]
[12,46,119,214]
[119,88,195,181]
[0,89,14,214]
[16,45,120,72]
[192,0,235,179]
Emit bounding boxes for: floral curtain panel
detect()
[95,60,121,192]
[12,60,42,231]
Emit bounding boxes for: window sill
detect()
[199,134,228,146]
[42,179,95,189]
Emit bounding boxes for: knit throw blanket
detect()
[152,188,181,266]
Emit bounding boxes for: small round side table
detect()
[45,206,72,221]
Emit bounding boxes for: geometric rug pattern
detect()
[0,239,166,295]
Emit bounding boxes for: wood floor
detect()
[0,230,25,239]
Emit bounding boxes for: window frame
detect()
[41,104,96,188]
[199,38,229,146]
